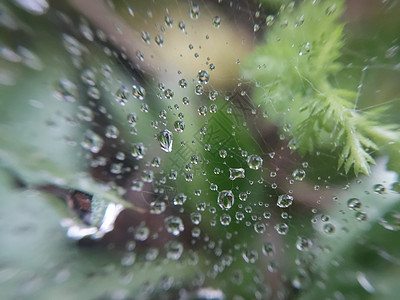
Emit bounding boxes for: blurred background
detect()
[0,0,399,299]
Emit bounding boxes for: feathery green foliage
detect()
[243,0,400,175]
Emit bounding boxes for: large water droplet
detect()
[81,130,104,153]
[277,194,294,208]
[247,154,263,170]
[165,216,184,236]
[115,85,129,105]
[229,168,245,180]
[217,190,234,210]
[197,70,210,84]
[347,198,361,210]
[158,129,173,152]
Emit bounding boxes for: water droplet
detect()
[131,180,143,191]
[379,211,400,231]
[115,85,129,105]
[212,16,221,28]
[195,84,204,95]
[164,88,174,99]
[132,85,145,100]
[190,4,200,19]
[165,241,183,260]
[77,106,93,122]
[229,168,245,180]
[219,150,227,158]
[165,15,173,27]
[158,129,173,152]
[81,130,104,153]
[209,90,218,101]
[178,21,185,31]
[355,211,367,221]
[174,120,185,132]
[220,213,231,226]
[81,69,96,86]
[141,31,151,43]
[105,125,119,139]
[191,212,202,225]
[239,193,247,201]
[373,184,385,194]
[178,78,187,88]
[254,222,266,234]
[127,113,137,127]
[274,223,289,235]
[173,193,187,206]
[247,154,263,170]
[182,97,190,104]
[326,4,336,15]
[217,190,234,210]
[131,143,145,159]
[277,194,294,208]
[150,200,166,214]
[292,169,306,181]
[198,105,207,116]
[165,216,184,236]
[134,225,150,241]
[197,70,210,84]
[242,250,258,263]
[296,237,312,251]
[262,242,275,256]
[323,223,335,234]
[347,198,361,210]
[58,78,78,102]
[155,34,164,46]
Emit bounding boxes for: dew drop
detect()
[174,120,185,132]
[150,200,166,214]
[217,190,234,210]
[197,70,210,84]
[165,216,184,236]
[105,125,119,139]
[277,194,294,208]
[191,212,202,225]
[212,16,221,28]
[198,105,207,116]
[296,237,312,251]
[81,130,104,153]
[242,250,258,264]
[195,84,204,95]
[127,112,137,127]
[173,193,187,206]
[132,85,145,100]
[190,4,200,19]
[373,184,385,194]
[292,169,306,181]
[347,198,361,211]
[178,78,187,88]
[165,15,173,27]
[247,154,263,170]
[155,34,164,46]
[165,241,183,260]
[254,222,266,234]
[274,223,289,235]
[158,129,173,152]
[131,143,145,159]
[164,88,174,99]
[229,168,245,180]
[141,31,151,43]
[220,213,231,226]
[178,21,185,31]
[115,85,129,105]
